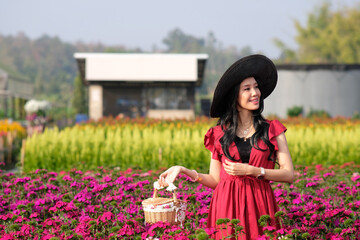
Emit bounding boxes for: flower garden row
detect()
[0,162,359,239]
[0,120,26,170]
[22,117,360,173]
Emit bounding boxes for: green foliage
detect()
[275,2,360,63]
[287,106,303,117]
[0,109,5,118]
[0,33,130,121]
[163,28,205,53]
[352,111,360,120]
[9,224,20,231]
[272,38,297,63]
[72,75,87,114]
[162,29,254,95]
[258,215,271,227]
[110,226,121,233]
[307,108,331,118]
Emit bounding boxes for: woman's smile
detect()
[249,98,259,104]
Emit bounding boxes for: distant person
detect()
[159,54,294,239]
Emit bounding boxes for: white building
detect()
[264,64,360,118]
[74,53,208,120]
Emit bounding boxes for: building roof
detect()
[276,63,360,71]
[0,68,33,99]
[74,53,208,86]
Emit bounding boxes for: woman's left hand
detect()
[223,159,250,176]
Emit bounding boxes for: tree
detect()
[163,28,205,53]
[72,75,87,114]
[162,28,253,94]
[275,3,360,63]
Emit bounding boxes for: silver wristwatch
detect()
[257,167,265,180]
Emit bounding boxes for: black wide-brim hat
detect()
[210,54,278,118]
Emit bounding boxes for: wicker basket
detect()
[142,186,187,226]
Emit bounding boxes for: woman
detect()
[159,54,294,239]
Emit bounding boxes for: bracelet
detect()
[190,170,202,182]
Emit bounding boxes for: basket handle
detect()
[152,181,178,202]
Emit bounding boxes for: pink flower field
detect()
[0,163,359,240]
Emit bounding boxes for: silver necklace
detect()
[238,124,252,141]
[239,124,252,134]
[242,127,250,135]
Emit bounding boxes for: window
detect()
[145,87,191,110]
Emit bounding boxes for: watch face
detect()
[257,167,265,180]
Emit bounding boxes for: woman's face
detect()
[237,77,261,112]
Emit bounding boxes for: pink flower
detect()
[103,176,112,182]
[30,212,39,218]
[276,229,286,235]
[62,175,73,181]
[119,224,135,236]
[315,164,325,173]
[4,188,11,194]
[256,235,269,240]
[14,216,23,223]
[49,206,57,212]
[14,177,31,184]
[140,171,151,177]
[0,213,13,220]
[305,182,319,187]
[20,224,32,235]
[43,219,57,227]
[65,201,76,211]
[55,201,67,209]
[263,226,276,232]
[1,233,15,240]
[351,173,360,182]
[42,234,56,240]
[293,198,303,205]
[48,172,58,177]
[99,211,113,222]
[323,171,335,178]
[35,198,46,205]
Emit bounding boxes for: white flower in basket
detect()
[142,181,187,227]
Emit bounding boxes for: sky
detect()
[1,0,359,59]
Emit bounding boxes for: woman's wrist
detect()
[180,167,202,182]
[191,170,202,182]
[184,169,201,182]
[246,165,255,176]
[178,166,185,174]
[246,165,261,177]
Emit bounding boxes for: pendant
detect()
[243,129,249,135]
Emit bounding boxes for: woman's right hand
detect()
[159,166,184,187]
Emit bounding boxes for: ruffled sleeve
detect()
[268,120,287,151]
[204,127,221,161]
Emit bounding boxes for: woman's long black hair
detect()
[217,82,276,163]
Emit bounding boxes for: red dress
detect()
[204,120,286,240]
